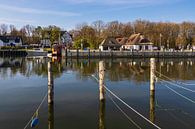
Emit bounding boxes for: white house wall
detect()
[99,46,104,51]
[61,33,72,44]
[123,45,139,50]
[122,45,153,51]
[8,39,22,46]
[0,40,4,47]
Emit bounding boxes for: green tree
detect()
[48,26,61,46]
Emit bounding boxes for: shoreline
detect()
[1,50,195,58]
[63,50,195,58]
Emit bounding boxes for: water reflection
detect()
[1,57,195,129]
[150,90,155,123]
[1,57,195,82]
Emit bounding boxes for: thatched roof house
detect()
[122,33,153,50]
[99,37,121,51]
[126,33,152,45]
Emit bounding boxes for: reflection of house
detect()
[122,33,153,51]
[0,36,23,47]
[0,58,22,68]
[99,37,121,51]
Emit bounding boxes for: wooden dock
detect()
[1,49,195,58]
[0,50,27,57]
[62,50,195,58]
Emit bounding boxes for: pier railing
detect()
[62,49,195,58]
[0,50,28,57]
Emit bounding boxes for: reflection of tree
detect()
[156,60,195,80]
[105,61,149,82]
[1,58,195,82]
[0,57,64,79]
[66,59,195,83]
[65,60,98,80]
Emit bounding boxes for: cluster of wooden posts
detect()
[46,58,157,127]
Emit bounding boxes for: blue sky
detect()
[0,0,194,30]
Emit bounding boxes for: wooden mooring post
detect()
[150,58,156,123]
[48,61,54,129]
[99,61,105,101]
[48,61,54,104]
[99,61,105,129]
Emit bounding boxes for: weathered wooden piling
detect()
[150,58,156,91]
[48,61,54,129]
[48,61,54,104]
[99,61,105,129]
[99,61,105,101]
[150,58,156,123]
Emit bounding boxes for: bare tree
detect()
[0,24,8,35]
[91,20,105,37]
[10,25,18,36]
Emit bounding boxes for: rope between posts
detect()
[23,92,48,129]
[91,75,161,129]
[155,70,195,86]
[158,78,195,93]
[107,93,142,129]
[159,81,195,104]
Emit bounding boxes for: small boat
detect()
[47,53,52,58]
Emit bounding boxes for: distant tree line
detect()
[1,19,195,49]
[0,24,61,46]
[72,20,195,49]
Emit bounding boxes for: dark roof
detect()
[0,36,22,43]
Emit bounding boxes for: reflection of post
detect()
[99,61,105,129]
[150,58,155,123]
[48,61,54,129]
[48,101,54,129]
[150,89,155,123]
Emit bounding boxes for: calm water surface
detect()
[0,57,195,129]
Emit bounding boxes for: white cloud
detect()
[0,18,35,24]
[0,4,80,16]
[61,0,181,5]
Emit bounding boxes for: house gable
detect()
[100,37,121,47]
[124,33,153,46]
